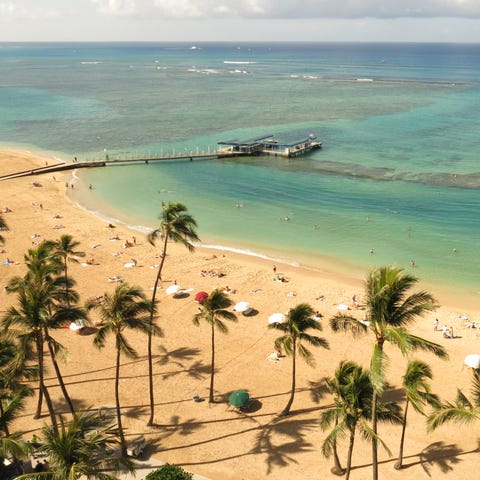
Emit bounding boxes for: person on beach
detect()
[273,265,277,274]
[433,318,439,331]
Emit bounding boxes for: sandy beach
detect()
[1,148,479,480]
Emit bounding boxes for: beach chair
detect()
[127,435,146,457]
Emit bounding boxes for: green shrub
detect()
[144,463,193,480]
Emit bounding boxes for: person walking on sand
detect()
[273,265,277,274]
[433,318,439,331]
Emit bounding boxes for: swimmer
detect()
[410,259,415,268]
[369,248,374,254]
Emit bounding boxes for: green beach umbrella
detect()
[229,389,250,408]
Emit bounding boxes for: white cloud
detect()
[91,0,138,16]
[0,2,58,20]
[90,0,480,19]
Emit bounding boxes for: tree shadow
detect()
[124,405,149,420]
[307,379,329,404]
[382,386,406,405]
[250,416,318,474]
[407,441,464,476]
[161,360,210,381]
[51,397,90,416]
[155,415,206,443]
[155,346,202,367]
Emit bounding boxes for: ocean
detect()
[1,42,480,299]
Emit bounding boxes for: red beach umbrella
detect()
[195,291,209,303]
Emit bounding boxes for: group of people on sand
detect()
[122,236,136,249]
[434,319,454,339]
[200,269,225,278]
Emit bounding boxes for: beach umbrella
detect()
[233,301,252,313]
[195,291,209,303]
[337,303,349,311]
[166,284,181,295]
[464,354,480,369]
[268,313,286,324]
[229,389,250,408]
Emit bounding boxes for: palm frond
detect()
[330,315,368,336]
[369,343,388,394]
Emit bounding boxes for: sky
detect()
[1,0,480,43]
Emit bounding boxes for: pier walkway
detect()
[0,133,321,181]
[0,150,247,181]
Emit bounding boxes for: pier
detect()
[0,133,321,180]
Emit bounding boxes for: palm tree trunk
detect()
[0,402,9,436]
[115,346,127,457]
[394,399,409,470]
[345,427,356,480]
[371,390,378,480]
[42,381,59,435]
[146,235,168,426]
[45,329,76,417]
[35,337,58,434]
[280,342,296,416]
[331,415,346,476]
[35,337,44,419]
[64,260,70,307]
[209,322,215,403]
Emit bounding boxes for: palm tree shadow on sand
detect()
[404,441,465,475]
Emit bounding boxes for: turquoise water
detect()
[1,42,480,296]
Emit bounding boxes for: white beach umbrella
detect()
[233,301,251,313]
[166,284,181,295]
[268,313,286,324]
[464,354,480,369]
[337,303,349,311]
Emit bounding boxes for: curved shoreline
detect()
[2,146,480,480]
[70,161,479,312]
[2,145,478,313]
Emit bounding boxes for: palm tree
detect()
[4,243,85,421]
[50,234,85,306]
[0,333,34,475]
[321,361,356,476]
[0,390,30,478]
[269,303,329,416]
[0,332,36,436]
[427,368,480,434]
[86,283,155,457]
[330,266,447,480]
[4,282,59,432]
[192,289,237,403]
[395,359,439,469]
[321,361,402,480]
[146,202,199,425]
[15,409,135,480]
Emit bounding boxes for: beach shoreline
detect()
[1,146,480,480]
[60,151,478,313]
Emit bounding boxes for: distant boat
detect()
[190,45,199,50]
